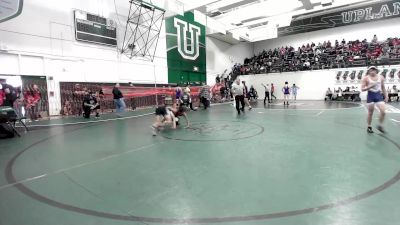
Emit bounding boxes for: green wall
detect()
[166,12,206,85]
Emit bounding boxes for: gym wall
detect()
[254,17,400,54]
[0,0,169,115]
[239,65,400,101]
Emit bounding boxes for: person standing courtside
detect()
[291,84,300,102]
[262,83,271,104]
[271,83,277,101]
[199,83,211,110]
[241,81,252,110]
[231,79,245,114]
[183,85,196,110]
[282,81,291,106]
[112,83,126,116]
[82,91,100,119]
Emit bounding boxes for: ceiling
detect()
[172,0,379,43]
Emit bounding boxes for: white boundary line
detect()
[362,104,369,113]
[314,111,324,117]
[3,102,232,188]
[18,102,233,128]
[17,101,366,128]
[0,142,162,191]
[391,119,400,123]
[20,112,155,128]
[252,104,364,111]
[5,101,395,189]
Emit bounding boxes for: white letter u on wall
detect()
[173,17,201,61]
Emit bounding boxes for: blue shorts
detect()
[367,91,384,103]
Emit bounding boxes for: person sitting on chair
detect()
[387,85,399,102]
[325,88,333,101]
[249,85,258,101]
[393,85,399,102]
[62,100,73,116]
[0,85,5,106]
[82,91,100,119]
[0,81,17,107]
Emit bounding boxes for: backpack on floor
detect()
[0,124,15,138]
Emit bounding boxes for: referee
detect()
[231,79,245,114]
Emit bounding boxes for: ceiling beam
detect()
[298,0,314,10]
[183,0,221,12]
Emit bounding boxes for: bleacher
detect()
[231,36,400,76]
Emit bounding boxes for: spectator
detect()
[24,84,41,121]
[0,85,4,106]
[230,35,400,76]
[175,87,182,100]
[32,84,42,119]
[327,40,332,48]
[219,85,227,101]
[315,48,322,55]
[62,100,73,116]
[112,83,126,116]
[303,59,311,70]
[291,84,300,101]
[271,83,277,100]
[216,75,221,83]
[388,85,399,102]
[199,83,210,110]
[1,80,17,107]
[82,91,100,119]
[14,86,24,118]
[248,85,258,102]
[227,73,232,83]
[325,88,333,101]
[241,81,253,110]
[98,88,105,100]
[372,34,378,44]
[182,86,196,111]
[262,83,271,104]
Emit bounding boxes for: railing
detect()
[59,84,208,117]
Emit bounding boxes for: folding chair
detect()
[0,106,28,137]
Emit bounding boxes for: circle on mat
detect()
[5,115,400,224]
[160,121,264,141]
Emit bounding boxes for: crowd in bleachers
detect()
[232,35,400,75]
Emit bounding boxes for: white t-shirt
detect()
[368,76,382,93]
[231,83,244,96]
[184,87,191,94]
